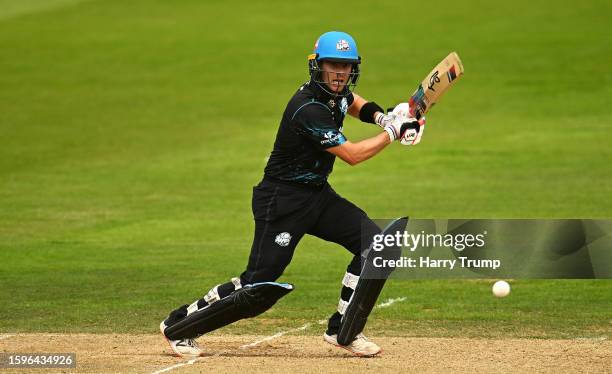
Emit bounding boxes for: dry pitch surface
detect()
[0,333,610,373]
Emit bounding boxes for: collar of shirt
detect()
[308,79,350,105]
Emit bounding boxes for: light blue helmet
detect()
[312,31,361,64]
[308,31,361,96]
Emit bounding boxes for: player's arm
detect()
[331,98,428,165]
[328,112,424,166]
[347,93,369,118]
[326,132,391,166]
[292,103,420,167]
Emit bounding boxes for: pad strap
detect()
[337,299,349,315]
[187,301,199,316]
[231,277,242,290]
[342,272,359,290]
[203,285,221,305]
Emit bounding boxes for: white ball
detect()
[492,280,511,297]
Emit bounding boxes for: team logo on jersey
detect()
[340,97,348,115]
[321,131,342,145]
[336,39,350,51]
[275,232,292,247]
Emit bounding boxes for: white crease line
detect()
[240,323,311,349]
[0,334,15,341]
[241,296,407,350]
[150,357,199,374]
[151,296,406,373]
[376,297,407,308]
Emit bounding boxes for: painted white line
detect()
[150,296,407,373]
[376,297,407,309]
[150,358,199,374]
[240,323,311,349]
[0,334,15,341]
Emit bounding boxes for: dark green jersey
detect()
[264,81,354,186]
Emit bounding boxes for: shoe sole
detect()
[323,335,382,357]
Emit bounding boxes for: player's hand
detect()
[386,102,426,145]
[383,115,424,143]
[374,112,394,129]
[390,102,414,118]
[400,116,426,146]
[376,102,415,130]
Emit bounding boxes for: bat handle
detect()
[408,99,422,120]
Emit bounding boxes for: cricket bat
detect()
[408,52,464,119]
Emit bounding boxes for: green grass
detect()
[0,0,611,338]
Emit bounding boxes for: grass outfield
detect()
[0,0,610,339]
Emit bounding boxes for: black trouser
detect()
[166,177,380,335]
[238,177,379,334]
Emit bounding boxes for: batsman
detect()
[160,31,425,357]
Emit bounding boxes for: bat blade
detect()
[408,52,464,119]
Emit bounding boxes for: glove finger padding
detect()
[400,117,426,146]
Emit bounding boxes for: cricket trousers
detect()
[240,176,380,334]
[165,176,380,336]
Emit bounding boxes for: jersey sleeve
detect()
[291,102,347,149]
[346,92,355,107]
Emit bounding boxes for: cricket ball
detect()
[492,280,511,298]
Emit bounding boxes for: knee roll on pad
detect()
[337,217,408,346]
[165,282,293,340]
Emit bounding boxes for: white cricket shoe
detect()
[160,321,202,357]
[324,332,381,357]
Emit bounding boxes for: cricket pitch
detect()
[0,333,609,373]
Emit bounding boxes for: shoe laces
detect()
[354,333,378,348]
[181,338,199,348]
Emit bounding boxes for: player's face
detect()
[320,61,352,93]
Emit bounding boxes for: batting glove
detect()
[390,102,414,118]
[383,115,422,143]
[400,116,426,146]
[374,112,394,129]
